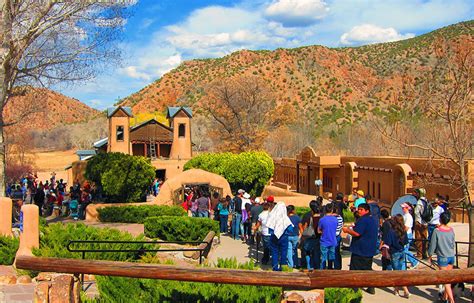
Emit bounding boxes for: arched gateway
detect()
[153,169,232,205]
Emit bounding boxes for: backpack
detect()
[302,216,316,238]
[420,198,433,223]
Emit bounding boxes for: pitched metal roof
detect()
[166,106,192,119]
[107,106,133,118]
[93,137,108,148]
[130,118,172,132]
[76,150,97,156]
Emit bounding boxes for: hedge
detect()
[144,216,219,242]
[98,205,186,223]
[295,207,355,223]
[93,258,282,302]
[183,151,274,196]
[33,223,154,262]
[90,258,361,303]
[0,236,19,265]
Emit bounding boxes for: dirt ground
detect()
[32,149,76,182]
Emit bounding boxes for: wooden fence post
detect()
[0,197,12,236]
[15,204,39,257]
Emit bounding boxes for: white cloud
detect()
[340,24,415,45]
[264,0,329,27]
[120,66,151,81]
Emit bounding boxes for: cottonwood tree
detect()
[201,75,296,152]
[376,38,474,264]
[0,0,129,195]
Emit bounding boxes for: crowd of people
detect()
[182,186,456,303]
[7,172,93,222]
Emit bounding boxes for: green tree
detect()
[184,151,274,196]
[85,153,155,202]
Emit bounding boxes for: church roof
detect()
[166,106,192,119]
[107,106,133,118]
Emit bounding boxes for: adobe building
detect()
[273,146,474,211]
[67,106,193,183]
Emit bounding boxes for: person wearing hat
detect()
[266,195,275,204]
[354,190,366,208]
[401,203,419,269]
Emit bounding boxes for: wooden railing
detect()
[16,256,474,289]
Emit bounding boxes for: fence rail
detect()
[16,256,474,289]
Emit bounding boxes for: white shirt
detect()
[429,205,445,225]
[403,212,414,235]
[242,198,251,210]
[258,210,270,236]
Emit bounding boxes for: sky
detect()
[59,0,473,110]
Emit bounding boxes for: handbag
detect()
[302,216,316,238]
[381,244,391,260]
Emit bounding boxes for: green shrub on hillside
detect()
[144,216,219,242]
[85,152,155,202]
[98,205,186,223]
[0,236,19,265]
[184,151,274,196]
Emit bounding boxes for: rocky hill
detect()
[4,86,100,134]
[119,20,473,121]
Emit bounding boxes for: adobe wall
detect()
[273,154,473,208]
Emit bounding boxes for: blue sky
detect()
[60,0,473,110]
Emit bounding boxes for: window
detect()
[178,123,185,137]
[116,126,124,141]
[372,181,375,197]
[378,183,381,199]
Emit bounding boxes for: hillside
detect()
[120,20,473,121]
[3,87,100,133]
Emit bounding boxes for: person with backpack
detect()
[299,199,322,272]
[414,188,431,259]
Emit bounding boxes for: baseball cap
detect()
[237,189,245,194]
[266,195,275,203]
[400,203,412,209]
[357,190,364,196]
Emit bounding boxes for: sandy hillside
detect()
[33,149,77,182]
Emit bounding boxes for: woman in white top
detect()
[401,203,419,269]
[428,199,445,242]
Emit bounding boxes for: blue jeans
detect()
[270,233,289,271]
[261,235,270,264]
[320,245,336,269]
[428,224,437,242]
[287,235,299,268]
[404,233,418,269]
[219,214,228,233]
[198,210,209,218]
[231,213,242,240]
[302,238,320,270]
[391,251,405,270]
[437,256,455,267]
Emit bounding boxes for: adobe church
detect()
[67,106,193,183]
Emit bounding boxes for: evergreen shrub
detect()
[98,205,186,223]
[325,288,362,303]
[144,216,219,242]
[93,258,282,302]
[85,152,155,202]
[33,223,154,261]
[0,236,19,265]
[183,151,274,196]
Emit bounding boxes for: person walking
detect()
[428,212,455,303]
[342,203,378,294]
[384,214,410,298]
[266,202,292,271]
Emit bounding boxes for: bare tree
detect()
[201,75,296,152]
[0,0,129,195]
[375,38,474,264]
